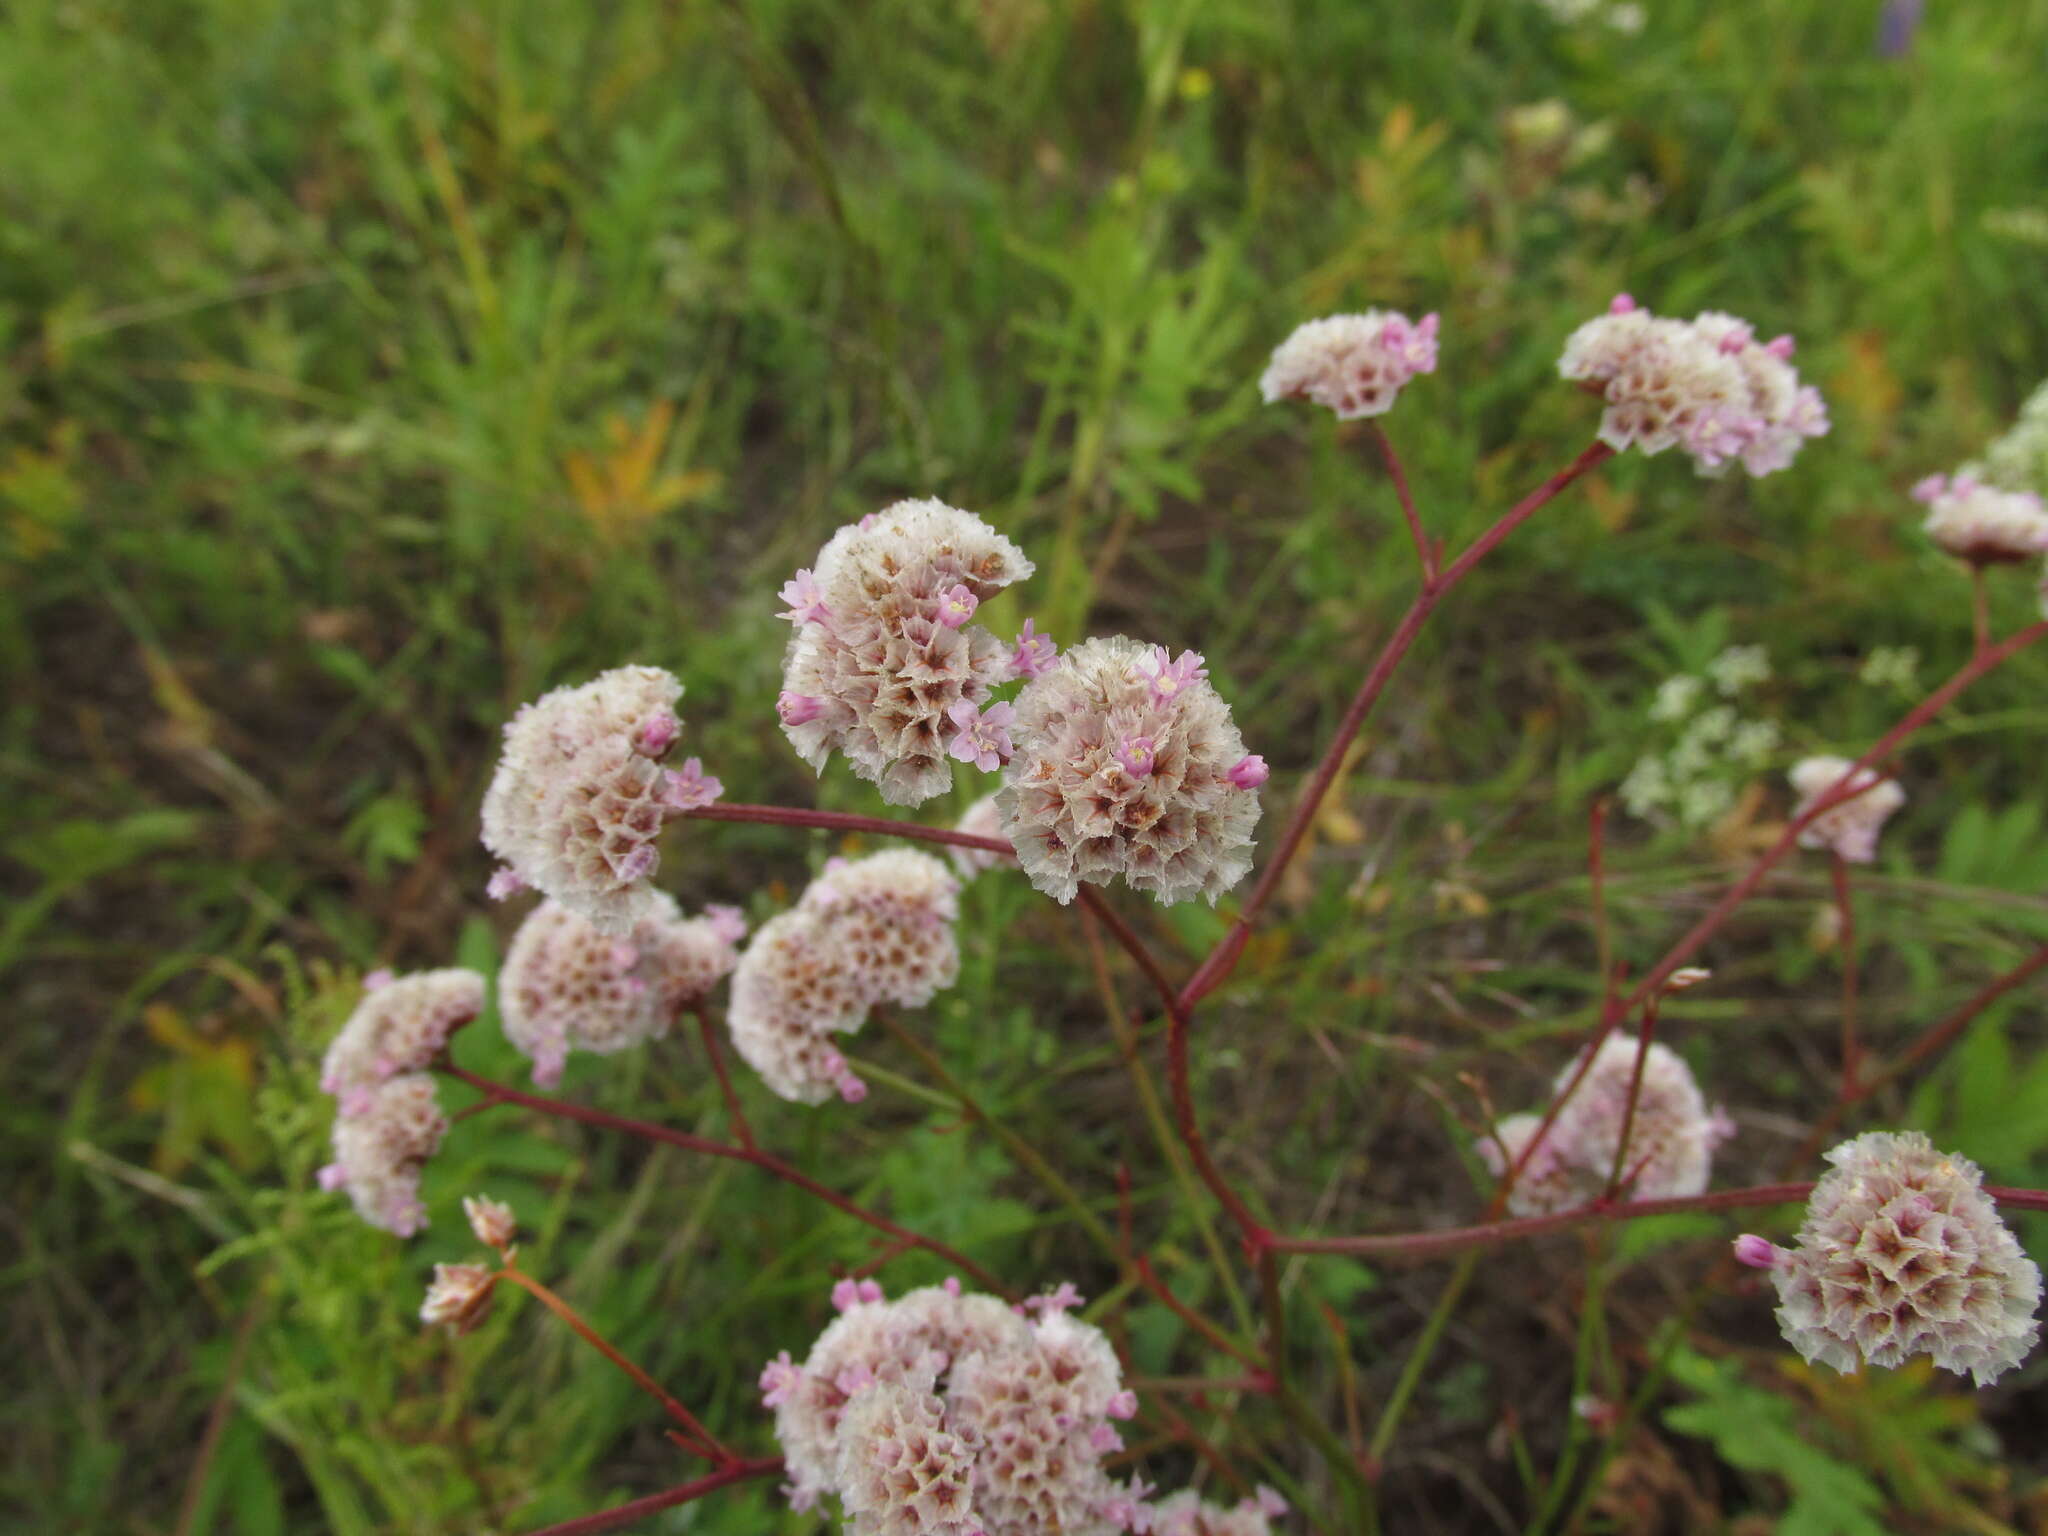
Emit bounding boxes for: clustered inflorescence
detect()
[318,969,486,1235]
[1259,310,1439,419]
[1558,295,1827,475]
[760,1278,1282,1536]
[997,637,1265,906]
[778,500,1040,806]
[1480,1038,1731,1217]
[728,850,962,1104]
[481,665,722,935]
[499,895,746,1086]
[1737,1132,2043,1386]
[1912,474,2048,567]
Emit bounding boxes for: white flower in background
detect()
[1859,645,1920,691]
[1708,644,1772,695]
[1650,675,1703,721]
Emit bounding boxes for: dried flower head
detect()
[947,793,1017,881]
[763,1280,1150,1534]
[729,852,961,1105]
[1789,756,1906,865]
[463,1194,517,1253]
[997,636,1262,906]
[320,968,485,1110]
[1558,297,1826,476]
[482,666,718,934]
[1481,1038,1731,1217]
[1751,1131,2042,1386]
[1912,473,2048,566]
[777,500,1036,806]
[319,1072,448,1236]
[421,1262,495,1334]
[1260,310,1440,419]
[499,893,742,1087]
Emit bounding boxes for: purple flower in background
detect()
[1877,0,1923,57]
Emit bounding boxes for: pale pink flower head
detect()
[1558,299,1827,476]
[947,793,1017,881]
[999,636,1262,906]
[729,852,960,1105]
[1011,618,1059,680]
[778,690,825,727]
[324,1073,448,1235]
[1912,472,2048,566]
[663,756,723,811]
[946,698,1014,773]
[1226,754,1269,789]
[1732,1233,1781,1269]
[1789,755,1906,865]
[1764,1131,2041,1385]
[1150,1488,1286,1536]
[1261,310,1441,419]
[481,666,702,934]
[321,969,485,1106]
[499,894,741,1085]
[777,500,1035,806]
[779,568,831,625]
[463,1194,517,1253]
[420,1262,495,1334]
[1114,734,1157,778]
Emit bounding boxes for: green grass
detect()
[6,0,2048,1530]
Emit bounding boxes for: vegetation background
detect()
[6,0,2048,1530]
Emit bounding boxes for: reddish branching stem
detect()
[513,1458,785,1536]
[1369,421,1436,584]
[693,1004,756,1153]
[1134,1255,1262,1369]
[1270,1181,2048,1261]
[439,1063,1009,1295]
[686,801,1009,854]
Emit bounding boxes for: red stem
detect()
[513,1458,784,1536]
[1270,1182,2048,1260]
[694,1005,756,1153]
[1134,1254,1262,1369]
[1369,421,1436,583]
[1830,854,1860,1100]
[439,1063,1009,1295]
[1181,440,1615,1010]
[1601,997,1661,1200]
[687,801,1010,853]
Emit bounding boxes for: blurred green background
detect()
[6,0,2048,1531]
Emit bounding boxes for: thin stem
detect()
[1366,1250,1478,1466]
[1971,565,1991,655]
[1181,439,1614,1010]
[685,801,1009,854]
[1081,909,1254,1334]
[1257,1246,1289,1391]
[1271,1181,2048,1260]
[1588,798,1615,1024]
[494,1266,729,1462]
[693,1005,755,1153]
[1132,1256,1262,1369]
[1601,996,1661,1199]
[439,1063,1009,1295]
[1368,421,1435,584]
[1830,854,1860,1100]
[514,1458,784,1536]
[876,1012,1119,1261]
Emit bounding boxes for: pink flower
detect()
[1225,754,1268,789]
[1011,618,1058,679]
[664,757,723,810]
[634,713,680,757]
[777,690,825,726]
[705,904,748,945]
[1025,1282,1084,1314]
[1911,473,1949,503]
[317,1162,348,1191]
[362,968,395,992]
[760,1351,802,1407]
[1732,1233,1780,1269]
[1134,646,1207,704]
[1106,1389,1137,1420]
[778,569,830,625]
[1113,735,1156,777]
[936,584,979,629]
[1609,293,1637,314]
[946,699,1014,772]
[485,867,526,901]
[1254,1486,1289,1518]
[831,1277,884,1312]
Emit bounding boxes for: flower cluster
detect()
[1259,310,1440,420]
[499,894,745,1086]
[1480,1037,1732,1217]
[728,850,961,1104]
[761,1280,1147,1534]
[777,500,1038,806]
[1149,1489,1288,1536]
[1788,756,1906,865]
[1963,372,2048,501]
[318,970,485,1235]
[1911,473,2048,567]
[1558,296,1827,475]
[1737,1132,2042,1385]
[481,666,721,935]
[997,637,1263,906]
[1617,645,1781,832]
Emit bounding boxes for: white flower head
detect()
[320,968,485,1110]
[1913,473,2048,566]
[777,501,1036,807]
[1789,756,1906,865]
[481,666,719,934]
[1260,310,1440,420]
[319,1073,448,1236]
[997,636,1263,906]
